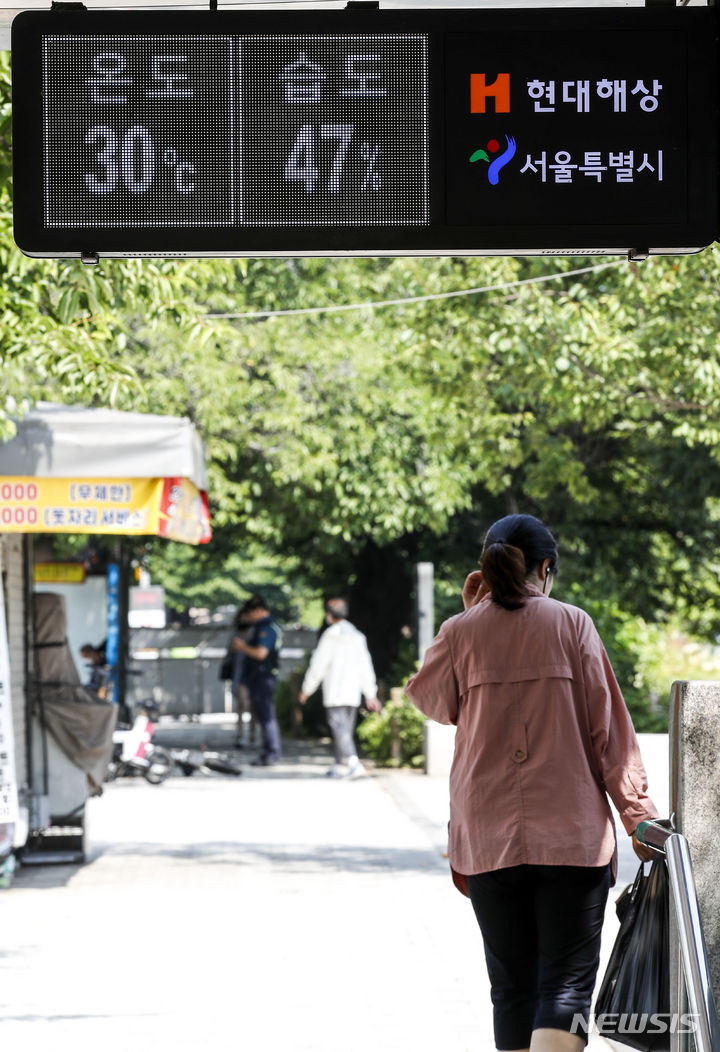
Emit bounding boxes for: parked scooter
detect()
[171,748,242,777]
[107,702,174,785]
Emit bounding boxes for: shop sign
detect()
[129,585,166,629]
[33,562,87,584]
[0,476,211,545]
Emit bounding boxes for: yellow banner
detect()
[0,477,211,544]
[34,562,87,583]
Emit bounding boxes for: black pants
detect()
[248,674,281,761]
[467,863,610,1050]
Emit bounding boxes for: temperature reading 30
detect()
[283,123,381,194]
[84,125,196,195]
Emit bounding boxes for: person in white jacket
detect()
[298,599,381,778]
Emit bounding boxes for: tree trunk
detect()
[347,539,417,689]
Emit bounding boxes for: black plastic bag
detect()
[594,858,670,1051]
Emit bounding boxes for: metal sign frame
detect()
[11,6,719,258]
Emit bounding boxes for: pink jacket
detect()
[405,586,658,885]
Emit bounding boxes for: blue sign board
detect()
[105,563,119,669]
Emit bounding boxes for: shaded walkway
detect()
[1,740,491,1051]
[0,733,668,1051]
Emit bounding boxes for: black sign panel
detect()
[10,7,718,258]
[445,30,686,230]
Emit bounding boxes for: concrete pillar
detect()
[669,681,720,1017]
[423,721,456,776]
[416,562,434,661]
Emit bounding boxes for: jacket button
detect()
[514,749,525,760]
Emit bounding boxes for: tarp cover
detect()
[1,402,208,490]
[0,402,211,543]
[33,592,116,793]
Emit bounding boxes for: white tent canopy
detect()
[0,403,208,491]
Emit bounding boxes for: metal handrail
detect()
[636,820,720,1052]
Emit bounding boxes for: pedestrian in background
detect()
[226,604,254,748]
[405,513,658,1052]
[299,598,381,778]
[80,640,108,698]
[232,595,282,766]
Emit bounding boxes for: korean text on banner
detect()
[0,477,211,544]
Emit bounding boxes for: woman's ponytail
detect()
[479,514,559,612]
[481,542,529,611]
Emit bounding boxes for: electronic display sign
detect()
[10,7,719,259]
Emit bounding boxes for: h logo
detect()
[470,73,511,114]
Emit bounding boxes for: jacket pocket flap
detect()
[462,662,575,688]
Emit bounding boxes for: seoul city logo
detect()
[468,72,516,185]
[470,135,517,185]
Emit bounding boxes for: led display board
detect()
[10,7,719,258]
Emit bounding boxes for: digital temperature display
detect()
[11,8,719,259]
[42,33,429,230]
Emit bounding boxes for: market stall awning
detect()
[0,403,211,544]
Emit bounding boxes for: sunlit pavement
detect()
[0,732,668,1052]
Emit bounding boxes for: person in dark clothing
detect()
[227,604,254,747]
[232,595,282,766]
[80,640,108,697]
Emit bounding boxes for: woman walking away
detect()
[405,514,658,1052]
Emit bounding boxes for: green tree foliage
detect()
[357,693,427,768]
[98,249,720,710]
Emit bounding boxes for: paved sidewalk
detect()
[0,729,669,1052]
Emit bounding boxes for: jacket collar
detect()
[480,582,547,603]
[525,582,547,598]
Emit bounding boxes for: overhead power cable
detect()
[203,259,627,321]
